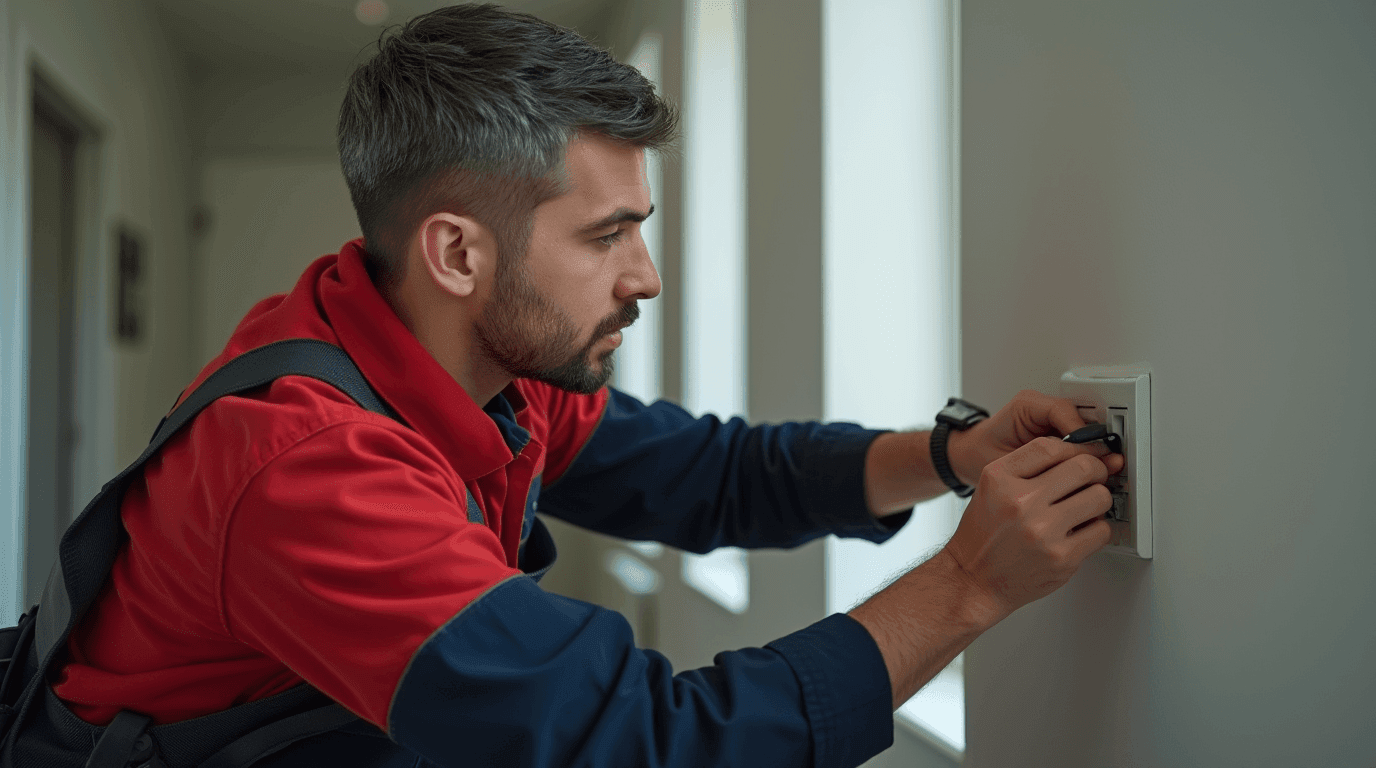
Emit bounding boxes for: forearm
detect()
[846,547,1008,710]
[546,389,900,551]
[863,429,977,517]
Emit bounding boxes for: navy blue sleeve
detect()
[388,575,895,768]
[538,388,913,553]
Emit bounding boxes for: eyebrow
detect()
[579,204,655,235]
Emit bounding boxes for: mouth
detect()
[598,309,637,349]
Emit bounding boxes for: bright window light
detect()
[682,0,744,421]
[605,550,663,596]
[822,0,963,754]
[683,547,748,614]
[681,0,748,615]
[625,540,665,559]
[615,32,665,405]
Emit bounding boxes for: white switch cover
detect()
[1059,365,1152,559]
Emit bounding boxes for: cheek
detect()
[528,247,614,320]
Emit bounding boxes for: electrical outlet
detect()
[1059,366,1152,559]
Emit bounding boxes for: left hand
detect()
[949,389,1126,485]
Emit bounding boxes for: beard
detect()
[473,257,638,396]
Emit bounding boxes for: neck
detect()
[386,278,510,408]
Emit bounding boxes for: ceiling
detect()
[149,0,618,74]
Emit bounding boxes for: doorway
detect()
[24,82,83,609]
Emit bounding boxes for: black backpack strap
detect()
[146,338,401,449]
[84,710,151,768]
[0,609,36,706]
[35,339,401,663]
[6,339,399,768]
[196,703,362,768]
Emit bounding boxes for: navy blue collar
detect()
[483,391,531,455]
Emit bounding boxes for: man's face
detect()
[473,134,660,395]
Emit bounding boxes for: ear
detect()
[413,212,497,298]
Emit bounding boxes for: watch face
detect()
[942,402,983,424]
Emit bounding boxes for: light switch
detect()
[1059,365,1152,559]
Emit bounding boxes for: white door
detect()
[24,95,81,610]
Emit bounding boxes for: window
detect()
[680,0,748,615]
[822,0,964,754]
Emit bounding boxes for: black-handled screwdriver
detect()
[1062,422,1123,454]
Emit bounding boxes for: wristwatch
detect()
[931,397,990,498]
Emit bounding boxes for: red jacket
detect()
[51,240,908,767]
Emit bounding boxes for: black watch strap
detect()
[931,397,989,498]
[931,423,975,498]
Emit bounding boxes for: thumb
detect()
[1103,451,1127,474]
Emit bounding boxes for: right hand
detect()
[942,436,1121,617]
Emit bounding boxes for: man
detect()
[47,4,1123,766]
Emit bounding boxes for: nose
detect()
[617,230,661,301]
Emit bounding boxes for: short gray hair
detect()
[338,3,679,293]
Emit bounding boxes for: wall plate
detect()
[1059,366,1152,559]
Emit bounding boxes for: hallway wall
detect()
[959,2,1376,765]
[0,0,198,620]
[185,63,356,368]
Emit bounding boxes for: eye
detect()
[597,230,626,246]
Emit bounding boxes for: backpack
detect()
[0,339,430,768]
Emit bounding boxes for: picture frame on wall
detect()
[115,224,144,344]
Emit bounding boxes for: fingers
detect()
[1066,510,1113,560]
[1039,452,1111,506]
[1056,480,1113,525]
[1046,395,1094,442]
[997,435,1113,481]
[1012,389,1092,441]
[990,437,1115,543]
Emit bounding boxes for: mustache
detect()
[597,302,640,337]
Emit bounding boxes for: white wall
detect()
[960,2,1376,765]
[195,158,360,365]
[0,0,197,621]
